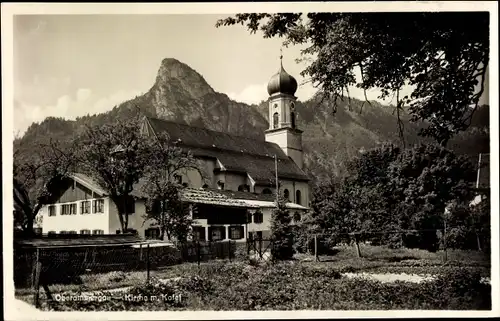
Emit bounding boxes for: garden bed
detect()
[23,260,490,311]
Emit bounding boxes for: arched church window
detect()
[291,111,296,129]
[283,189,290,200]
[296,190,302,205]
[262,188,272,195]
[273,112,279,129]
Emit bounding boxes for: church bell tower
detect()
[264,51,304,169]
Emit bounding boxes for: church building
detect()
[40,59,311,242]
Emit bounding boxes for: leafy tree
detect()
[388,144,477,251]
[270,195,294,261]
[13,139,77,235]
[444,188,490,253]
[140,131,204,242]
[216,12,489,146]
[76,117,151,232]
[347,143,400,186]
[470,188,491,253]
[307,142,478,251]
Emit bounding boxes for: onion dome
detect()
[267,59,298,96]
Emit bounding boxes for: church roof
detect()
[267,61,298,96]
[144,116,309,183]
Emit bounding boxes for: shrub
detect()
[427,268,491,309]
[270,197,294,261]
[45,261,490,311]
[178,275,214,294]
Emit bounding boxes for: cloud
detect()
[76,88,92,102]
[14,88,142,136]
[226,79,406,106]
[227,83,268,105]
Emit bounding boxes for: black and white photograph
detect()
[2,2,499,319]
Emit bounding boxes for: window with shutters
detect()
[48,205,56,217]
[81,201,91,214]
[253,210,263,224]
[93,199,104,213]
[61,204,70,215]
[69,203,77,215]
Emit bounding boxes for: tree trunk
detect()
[26,216,35,237]
[476,232,482,252]
[111,196,126,232]
[123,196,129,232]
[160,201,166,240]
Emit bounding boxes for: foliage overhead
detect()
[216,12,490,146]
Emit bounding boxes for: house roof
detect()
[144,116,309,183]
[71,173,108,196]
[180,188,259,208]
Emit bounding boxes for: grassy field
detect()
[15,245,491,311]
[305,244,491,276]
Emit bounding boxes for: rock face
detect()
[17,58,490,183]
[137,58,268,138]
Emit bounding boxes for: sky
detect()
[12,12,490,137]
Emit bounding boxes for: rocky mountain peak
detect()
[155,58,215,99]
